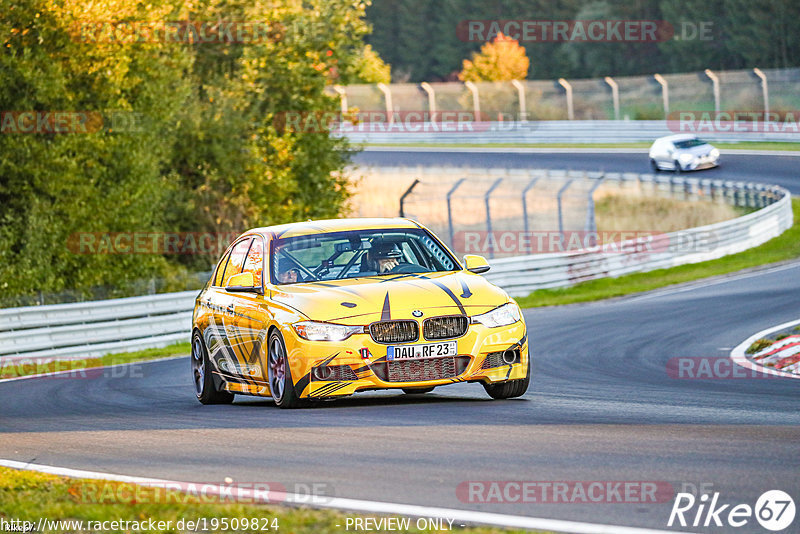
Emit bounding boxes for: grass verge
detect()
[364,141,800,151]
[0,467,537,534]
[516,198,799,308]
[0,342,190,380]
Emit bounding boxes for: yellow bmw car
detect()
[191,218,529,408]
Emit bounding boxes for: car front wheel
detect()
[483,354,530,400]
[267,330,304,409]
[650,158,660,172]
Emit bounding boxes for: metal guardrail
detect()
[0,291,197,361]
[485,180,793,297]
[338,120,800,144]
[0,176,792,361]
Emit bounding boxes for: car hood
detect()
[675,144,713,157]
[270,271,508,324]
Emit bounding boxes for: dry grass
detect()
[347,167,742,237]
[344,167,418,218]
[594,188,740,233]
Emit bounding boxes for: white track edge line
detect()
[0,354,187,384]
[0,459,693,534]
[730,318,800,380]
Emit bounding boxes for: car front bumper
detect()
[281,321,529,399]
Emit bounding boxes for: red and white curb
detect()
[730,318,800,379]
[0,459,692,534]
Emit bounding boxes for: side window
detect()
[212,250,232,287]
[241,238,264,287]
[221,238,252,287]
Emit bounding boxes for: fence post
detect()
[511,80,527,121]
[753,68,769,117]
[484,178,504,258]
[464,81,481,119]
[604,76,620,120]
[704,69,720,114]
[585,175,606,243]
[653,74,669,117]
[446,178,466,249]
[377,82,394,124]
[420,82,436,122]
[558,78,574,120]
[557,178,575,236]
[332,85,348,114]
[399,179,420,217]
[521,177,540,235]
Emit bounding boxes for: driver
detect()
[364,241,402,274]
[276,258,301,284]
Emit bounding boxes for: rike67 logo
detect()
[668,490,795,531]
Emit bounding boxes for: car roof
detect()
[244,217,422,240]
[656,134,703,143]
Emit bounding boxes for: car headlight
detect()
[678,153,695,163]
[471,302,522,328]
[709,148,720,159]
[293,321,363,341]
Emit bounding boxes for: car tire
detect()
[267,330,305,409]
[650,159,659,172]
[402,387,435,394]
[192,331,235,405]
[673,160,682,174]
[482,353,530,400]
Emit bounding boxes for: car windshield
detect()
[271,228,459,284]
[673,138,707,149]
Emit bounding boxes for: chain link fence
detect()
[335,68,800,121]
[357,166,774,260]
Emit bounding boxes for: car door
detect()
[207,237,252,379]
[653,140,668,167]
[229,235,270,385]
[663,141,677,167]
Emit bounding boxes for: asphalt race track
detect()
[2,260,799,532]
[1,149,799,532]
[353,148,800,195]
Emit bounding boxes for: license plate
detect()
[387,341,457,360]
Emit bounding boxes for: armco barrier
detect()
[485,181,792,296]
[336,120,800,144]
[0,177,792,361]
[0,291,197,362]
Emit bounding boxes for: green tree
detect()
[0,0,193,300]
[0,0,379,301]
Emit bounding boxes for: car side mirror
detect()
[226,272,262,293]
[464,254,490,274]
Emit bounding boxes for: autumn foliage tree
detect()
[458,33,530,82]
[0,0,384,302]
